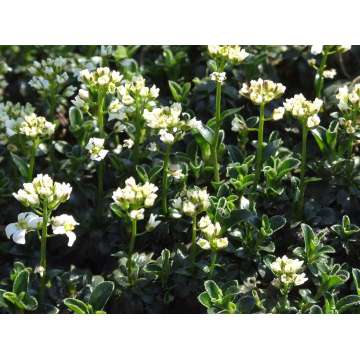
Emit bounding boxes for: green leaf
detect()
[13,269,29,295]
[110,203,125,219]
[22,293,38,311]
[64,298,89,314]
[168,80,182,102]
[352,268,360,295]
[337,295,360,313]
[196,125,214,145]
[301,223,318,251]
[269,215,286,232]
[204,280,222,301]
[11,153,29,178]
[136,165,149,182]
[69,106,83,127]
[309,305,323,314]
[198,292,212,309]
[89,281,114,311]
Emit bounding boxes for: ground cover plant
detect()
[1,45,360,314]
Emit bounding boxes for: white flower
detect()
[306,114,320,129]
[146,213,161,231]
[294,273,308,286]
[159,129,175,144]
[130,208,145,220]
[113,144,123,154]
[323,69,336,79]
[5,212,42,244]
[197,238,211,250]
[210,72,226,84]
[240,78,286,105]
[123,139,134,149]
[182,201,196,216]
[79,89,89,100]
[147,142,158,152]
[169,164,184,180]
[231,117,245,132]
[187,117,203,130]
[51,214,79,247]
[198,215,213,230]
[215,237,228,249]
[272,107,285,121]
[86,137,108,161]
[311,45,323,55]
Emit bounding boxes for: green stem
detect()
[190,215,197,269]
[315,49,329,98]
[39,201,49,307]
[298,121,308,218]
[96,160,105,218]
[133,97,142,165]
[209,251,217,279]
[127,219,137,284]
[96,93,105,219]
[212,80,222,183]
[254,102,265,189]
[161,144,171,216]
[278,291,289,313]
[28,138,38,181]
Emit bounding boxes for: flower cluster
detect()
[208,45,249,65]
[0,101,35,144]
[86,137,108,161]
[118,75,159,107]
[29,57,74,93]
[72,67,123,111]
[108,75,159,123]
[310,45,351,55]
[172,187,210,217]
[270,255,308,291]
[13,173,72,209]
[6,113,55,139]
[240,78,286,105]
[197,215,228,251]
[283,94,323,128]
[144,103,202,144]
[112,177,158,220]
[336,84,360,114]
[7,174,78,247]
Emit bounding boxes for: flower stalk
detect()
[190,214,197,269]
[28,137,39,182]
[127,219,137,285]
[39,200,49,306]
[161,144,172,216]
[298,120,308,218]
[254,101,265,188]
[212,78,223,183]
[96,92,105,218]
[314,48,329,98]
[209,251,217,279]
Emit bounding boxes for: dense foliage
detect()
[1,45,360,314]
